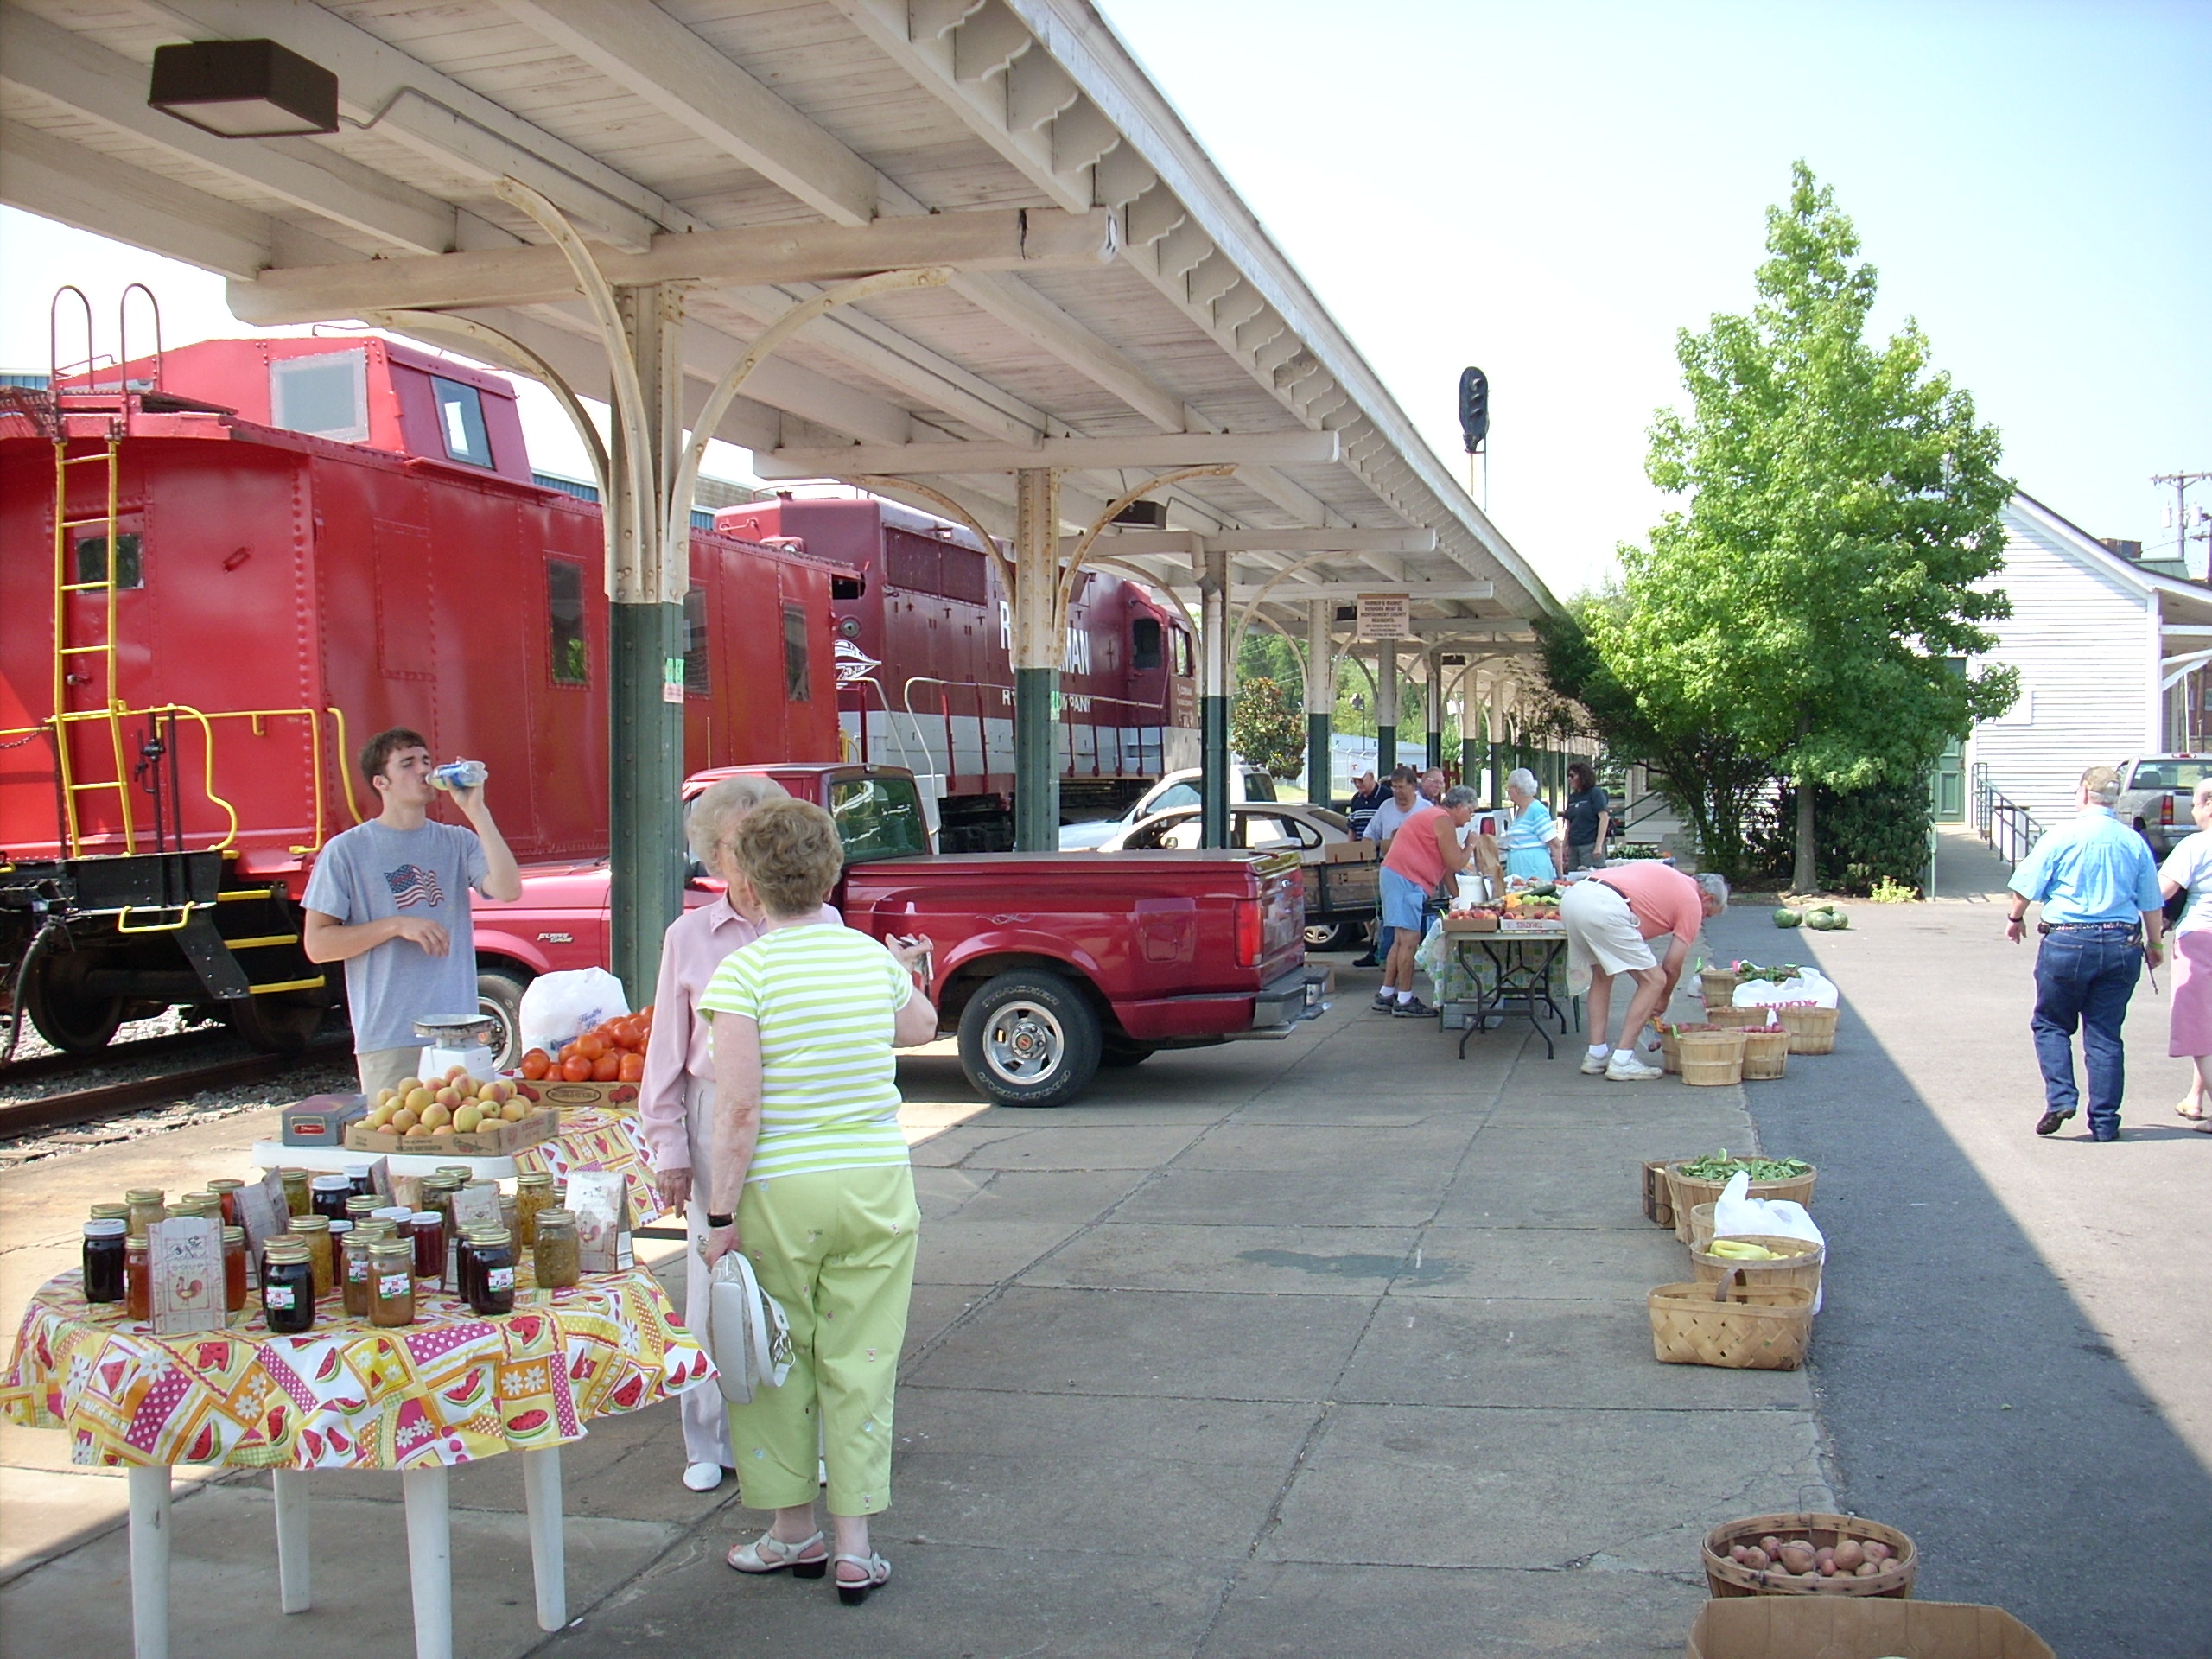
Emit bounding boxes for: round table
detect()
[2,1262,712,1659]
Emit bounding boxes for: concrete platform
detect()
[4,884,2203,1655]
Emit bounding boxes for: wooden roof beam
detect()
[1072,527,1437,556]
[757,429,1338,478]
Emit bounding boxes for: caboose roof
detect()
[3,0,1550,655]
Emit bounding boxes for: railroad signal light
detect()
[1458,367,1490,455]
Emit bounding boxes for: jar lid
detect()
[264,1241,309,1262]
[534,1208,573,1226]
[516,1172,554,1188]
[369,1240,412,1258]
[310,1174,351,1192]
[436,1166,474,1179]
[84,1218,127,1237]
[353,1221,395,1241]
[221,1227,244,1243]
[343,1165,371,1178]
[89,1203,129,1219]
[278,1167,310,1179]
[372,1205,412,1222]
[125,1189,163,1203]
[474,1226,513,1247]
[411,1211,442,1225]
[346,1195,379,1213]
[208,1179,244,1192]
[181,1190,216,1204]
[288,1215,330,1232]
[328,1219,353,1236]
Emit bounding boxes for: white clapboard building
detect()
[1964,493,2212,830]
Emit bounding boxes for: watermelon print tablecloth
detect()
[513,1107,665,1227]
[0,1263,712,1471]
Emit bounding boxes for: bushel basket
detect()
[1690,1232,1825,1297]
[1774,1003,1840,1054]
[1698,968,1741,1007]
[1649,1269,1812,1370]
[1677,1027,1745,1087]
[1667,1160,1817,1243]
[1701,1511,1918,1599]
[1740,1025,1790,1080]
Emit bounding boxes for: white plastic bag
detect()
[1712,1171,1826,1313]
[518,968,629,1057]
[708,1249,793,1405]
[1733,969,1840,1011]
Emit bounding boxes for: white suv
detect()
[1059,766,1279,849]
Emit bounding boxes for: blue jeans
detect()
[2031,926,2142,1135]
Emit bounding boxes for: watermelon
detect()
[1772,907,1802,929]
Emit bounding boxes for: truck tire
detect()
[477,968,531,1073]
[957,971,1102,1108]
[1304,920,1365,952]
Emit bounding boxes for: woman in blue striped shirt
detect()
[1497,768,1560,882]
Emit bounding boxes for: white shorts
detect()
[1560,879,1657,995]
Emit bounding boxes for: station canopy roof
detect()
[0,0,1554,641]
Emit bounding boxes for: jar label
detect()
[378,1274,410,1298]
[347,1259,368,1281]
[487,1266,515,1291]
[265,1285,296,1310]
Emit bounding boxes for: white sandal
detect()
[834,1550,892,1605]
[728,1529,828,1577]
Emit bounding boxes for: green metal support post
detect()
[1200,547,1230,847]
[1306,599,1332,809]
[1011,469,1062,851]
[1375,636,1398,780]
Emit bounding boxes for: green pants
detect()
[728,1162,919,1516]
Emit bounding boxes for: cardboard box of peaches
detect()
[346,1069,558,1155]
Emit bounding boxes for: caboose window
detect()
[74,531,143,590]
[683,586,711,698]
[270,350,368,442]
[783,603,810,702]
[548,558,587,685]
[1173,629,1193,677]
[431,377,493,468]
[1130,616,1163,671]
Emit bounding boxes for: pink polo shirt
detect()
[1590,861,1704,944]
[636,894,840,1173]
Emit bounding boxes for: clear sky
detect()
[5,1,2205,601]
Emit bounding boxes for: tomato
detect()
[573,1032,607,1061]
[616,1051,645,1083]
[518,1049,551,1081]
[560,1053,594,1083]
[591,1052,620,1083]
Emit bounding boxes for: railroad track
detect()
[0,1027,238,1091]
[0,1039,352,1139]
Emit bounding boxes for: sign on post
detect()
[1356,594,1411,641]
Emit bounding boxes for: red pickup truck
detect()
[470,764,1325,1107]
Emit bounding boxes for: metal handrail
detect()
[1971,764,2045,868]
[897,676,1167,781]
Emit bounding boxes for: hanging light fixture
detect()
[149,40,339,138]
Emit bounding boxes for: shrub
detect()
[1751,776,1929,895]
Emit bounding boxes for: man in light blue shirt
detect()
[2005,765,2165,1140]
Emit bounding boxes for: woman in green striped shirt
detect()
[700,798,937,1605]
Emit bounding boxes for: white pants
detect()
[678,1075,734,1471]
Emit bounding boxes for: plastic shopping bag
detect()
[518,968,629,1057]
[1414,918,1484,1004]
[1734,969,1840,1011]
[1712,1171,1826,1313]
[708,1249,794,1405]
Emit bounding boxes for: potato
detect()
[1855,1560,1881,1578]
[1777,1541,1815,1575]
[1818,1559,1839,1576]
[1741,1548,1769,1572]
[1814,1546,1834,1567]
[1833,1540,1865,1572]
[1730,1545,1749,1564]
[1759,1535,1782,1557]
[1861,1540,1892,1563]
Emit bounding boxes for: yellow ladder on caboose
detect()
[50,429,138,858]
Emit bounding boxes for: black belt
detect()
[2037,921,2140,937]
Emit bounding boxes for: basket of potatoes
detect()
[1702,1511,1916,1599]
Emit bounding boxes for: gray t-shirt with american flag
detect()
[303,818,490,1053]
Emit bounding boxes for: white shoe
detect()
[683,1461,726,1492]
[1580,1052,1610,1075]
[1604,1053,1665,1082]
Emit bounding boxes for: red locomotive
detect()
[1,329,840,1053]
[715,494,1198,850]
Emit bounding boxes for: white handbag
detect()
[707,1249,794,1405]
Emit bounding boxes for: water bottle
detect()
[429,759,487,791]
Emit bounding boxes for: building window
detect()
[683,586,711,698]
[74,531,143,590]
[783,603,810,702]
[548,557,587,684]
[1130,615,1163,671]
[270,350,368,442]
[431,376,493,467]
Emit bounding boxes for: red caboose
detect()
[715,494,1198,850]
[1,335,838,1052]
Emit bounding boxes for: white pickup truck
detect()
[2113,755,2212,855]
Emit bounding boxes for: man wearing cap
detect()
[2005,765,2166,1141]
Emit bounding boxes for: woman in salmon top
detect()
[1376,785,1481,1018]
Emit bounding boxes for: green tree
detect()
[1230,675,1306,780]
[1628,162,2016,890]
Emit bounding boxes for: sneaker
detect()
[1351,954,1380,969]
[1604,1052,1665,1082]
[1579,1051,1611,1076]
[1392,997,1437,1018]
[1370,992,1396,1014]
[683,1461,727,1492]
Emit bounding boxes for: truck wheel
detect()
[957,972,1102,1108]
[22,957,124,1053]
[1304,921,1365,951]
[477,968,531,1072]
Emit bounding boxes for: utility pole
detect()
[2153,471,2212,575]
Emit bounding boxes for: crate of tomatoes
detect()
[511,1007,657,1109]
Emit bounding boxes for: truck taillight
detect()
[2164,795,2175,825]
[1235,898,1262,967]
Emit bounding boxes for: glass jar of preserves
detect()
[287,1215,334,1299]
[340,1224,376,1318]
[207,1178,245,1228]
[514,1172,554,1248]
[221,1226,248,1313]
[346,1193,379,1224]
[454,1228,484,1306]
[125,1190,166,1238]
[372,1205,415,1237]
[175,1190,220,1221]
[344,1164,374,1198]
[410,1211,445,1281]
[531,1209,580,1290]
[125,1236,150,1321]
[309,1175,352,1224]
[436,1165,474,1185]
[467,1227,517,1317]
[83,1218,128,1304]
[369,1243,416,1328]
[89,1202,129,1224]
[261,1241,315,1334]
[280,1168,313,1218]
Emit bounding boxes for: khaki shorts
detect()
[356,1046,424,1099]
[1561,880,1657,995]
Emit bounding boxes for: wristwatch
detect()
[706,1212,734,1228]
